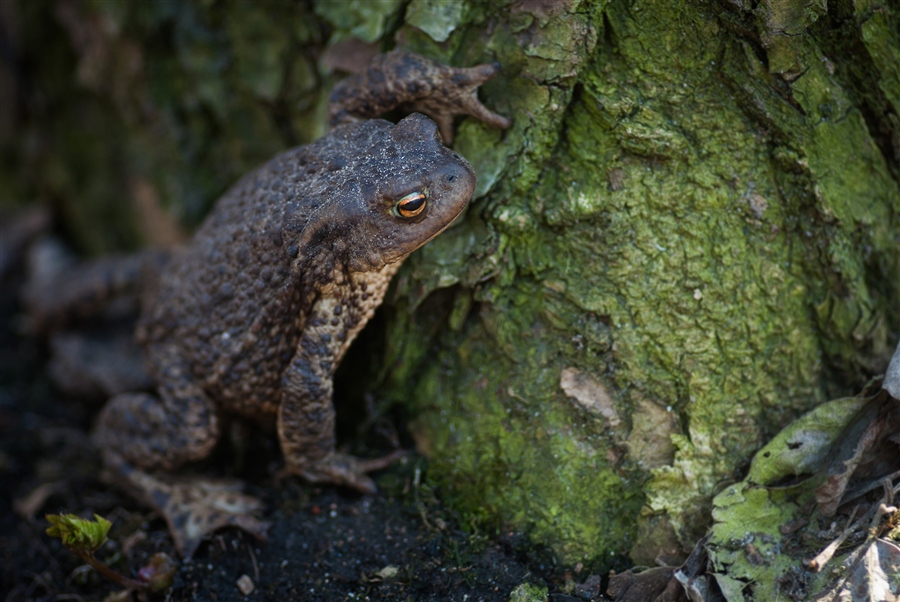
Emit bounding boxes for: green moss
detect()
[313,0,402,44]
[405,282,643,564]
[508,583,548,602]
[405,0,466,43]
[860,6,900,109]
[382,0,899,569]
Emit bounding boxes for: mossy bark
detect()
[3,0,897,571]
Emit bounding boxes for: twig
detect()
[247,540,260,582]
[809,475,899,573]
[808,505,859,572]
[73,550,146,590]
[836,469,900,509]
[869,478,897,536]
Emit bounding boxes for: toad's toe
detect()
[296,450,405,494]
[114,459,269,558]
[155,478,269,558]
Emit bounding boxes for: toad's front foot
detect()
[105,453,269,558]
[295,450,406,494]
[403,59,513,143]
[329,51,512,144]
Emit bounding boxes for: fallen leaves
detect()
[598,343,900,601]
[702,347,900,601]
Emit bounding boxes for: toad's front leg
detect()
[328,50,511,144]
[279,325,400,493]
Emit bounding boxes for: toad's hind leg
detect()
[24,243,169,331]
[101,451,268,558]
[93,344,267,557]
[94,344,220,470]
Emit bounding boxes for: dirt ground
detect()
[0,261,576,602]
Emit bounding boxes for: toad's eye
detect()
[394,191,427,218]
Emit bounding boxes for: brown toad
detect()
[26,51,509,556]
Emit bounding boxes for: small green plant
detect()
[46,514,175,592]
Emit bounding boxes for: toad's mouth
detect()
[422,202,468,244]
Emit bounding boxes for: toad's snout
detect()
[436,159,476,199]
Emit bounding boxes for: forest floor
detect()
[0,261,572,602]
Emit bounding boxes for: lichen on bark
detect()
[379,0,899,568]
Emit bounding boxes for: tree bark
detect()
[2,0,897,570]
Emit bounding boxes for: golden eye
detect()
[394,191,427,218]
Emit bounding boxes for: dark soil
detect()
[0,263,564,602]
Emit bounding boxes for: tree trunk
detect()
[2,0,897,570]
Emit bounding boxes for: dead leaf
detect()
[607,567,682,601]
[815,410,886,516]
[675,535,727,602]
[625,393,678,468]
[814,395,899,516]
[559,368,620,426]
[813,538,900,601]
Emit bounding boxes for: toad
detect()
[26,51,510,556]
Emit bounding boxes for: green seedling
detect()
[46,514,176,592]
